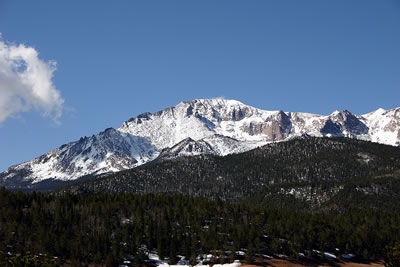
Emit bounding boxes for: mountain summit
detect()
[1,99,400,188]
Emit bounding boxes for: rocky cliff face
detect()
[1,98,400,187]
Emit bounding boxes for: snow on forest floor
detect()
[147,252,241,267]
[117,250,382,267]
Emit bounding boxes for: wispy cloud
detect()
[0,34,64,123]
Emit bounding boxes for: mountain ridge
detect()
[1,98,400,189]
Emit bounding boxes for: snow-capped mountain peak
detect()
[1,99,400,187]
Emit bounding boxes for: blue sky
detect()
[0,0,399,171]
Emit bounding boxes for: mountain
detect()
[1,98,400,189]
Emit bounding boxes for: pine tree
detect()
[169,237,178,265]
[385,242,400,267]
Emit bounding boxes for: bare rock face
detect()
[1,98,399,188]
[127,112,152,124]
[244,121,283,141]
[242,111,292,141]
[263,122,284,141]
[231,107,245,121]
[270,111,292,140]
[321,119,343,136]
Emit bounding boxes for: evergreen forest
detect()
[1,137,400,266]
[1,189,400,266]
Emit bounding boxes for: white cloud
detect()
[0,34,64,123]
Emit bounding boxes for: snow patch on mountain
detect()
[362,107,400,146]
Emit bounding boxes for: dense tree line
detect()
[1,188,400,266]
[64,137,400,211]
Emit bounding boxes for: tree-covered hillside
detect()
[63,137,400,211]
[0,189,399,266]
[2,138,400,265]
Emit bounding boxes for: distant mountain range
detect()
[1,98,400,190]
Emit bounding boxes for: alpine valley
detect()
[1,98,400,191]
